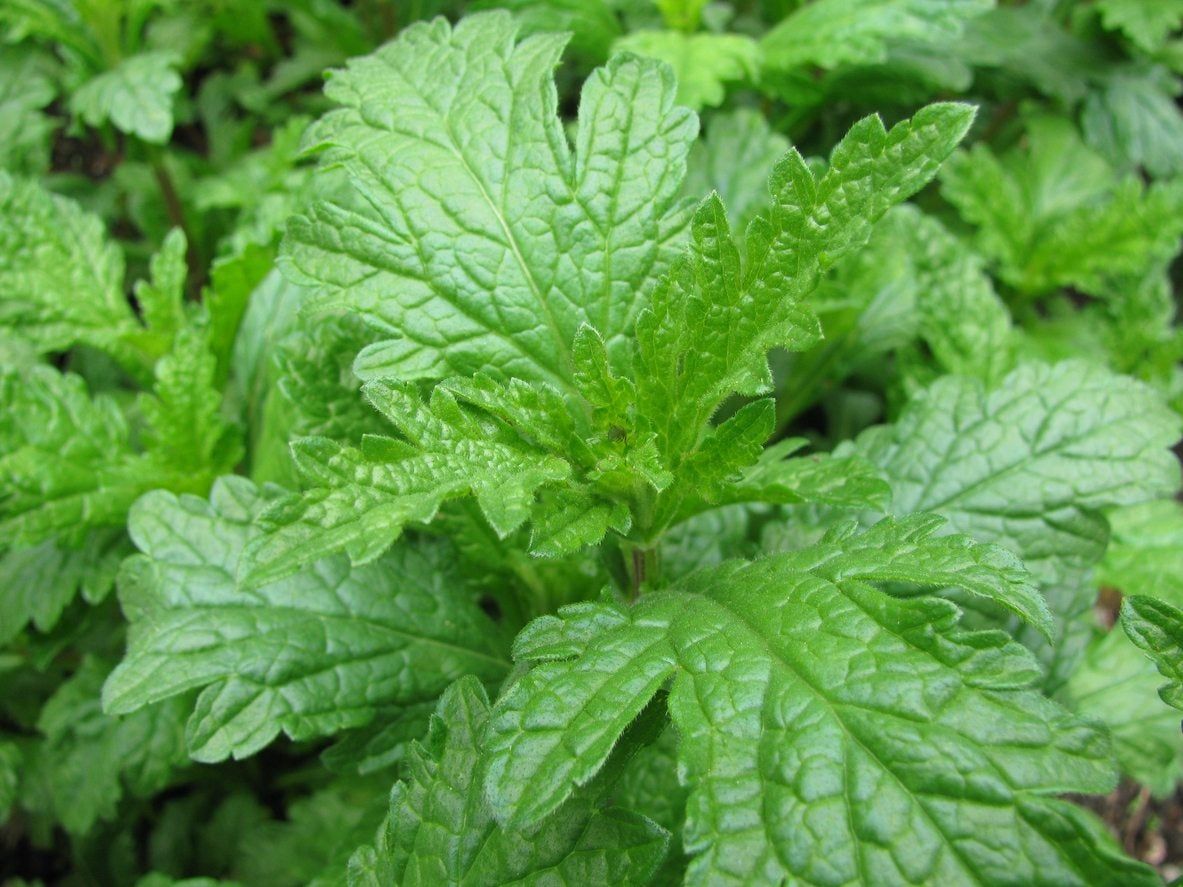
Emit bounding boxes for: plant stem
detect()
[624,543,660,600]
[148,149,204,298]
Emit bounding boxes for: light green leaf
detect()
[70,51,182,143]
[655,424,890,534]
[634,103,973,528]
[0,365,145,546]
[681,108,788,235]
[1083,69,1183,180]
[1123,595,1183,710]
[783,204,1014,421]
[1098,501,1183,602]
[761,0,991,72]
[473,0,621,60]
[266,12,974,573]
[613,31,758,109]
[0,173,141,366]
[655,0,709,32]
[239,381,572,586]
[348,676,668,887]
[1064,621,1183,795]
[529,488,631,558]
[892,206,1014,384]
[1097,0,1183,53]
[952,6,1102,104]
[849,361,1180,686]
[940,116,1183,296]
[133,227,189,344]
[485,517,1147,884]
[854,361,1182,586]
[140,319,242,486]
[282,11,697,388]
[104,478,509,762]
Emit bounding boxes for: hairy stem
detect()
[624,543,660,600]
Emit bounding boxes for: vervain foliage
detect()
[3,1,1183,885]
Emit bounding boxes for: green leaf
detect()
[70,51,183,144]
[282,11,697,389]
[853,361,1182,586]
[348,676,668,887]
[613,31,758,110]
[253,101,969,574]
[721,438,890,513]
[103,478,509,762]
[0,0,104,66]
[1064,621,1183,794]
[239,381,572,586]
[0,531,126,644]
[228,269,310,485]
[136,875,242,887]
[1096,0,1183,53]
[783,205,1014,421]
[485,517,1149,884]
[1068,502,1183,788]
[891,207,1014,384]
[275,315,391,444]
[0,365,145,546]
[231,779,389,887]
[611,724,687,836]
[22,657,189,835]
[761,0,991,72]
[139,318,242,487]
[248,314,390,488]
[133,227,189,345]
[953,6,1103,104]
[681,108,788,235]
[940,116,1183,296]
[655,0,709,32]
[321,701,437,775]
[473,0,621,61]
[1098,501,1183,601]
[0,175,197,378]
[205,243,275,385]
[0,172,141,365]
[1082,69,1183,180]
[634,103,973,526]
[1013,274,1183,409]
[849,361,1180,687]
[0,739,18,820]
[1123,595,1183,710]
[659,504,752,583]
[0,46,56,175]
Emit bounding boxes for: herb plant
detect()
[3,1,1183,885]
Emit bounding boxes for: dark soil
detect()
[1075,781,1183,882]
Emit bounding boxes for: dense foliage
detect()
[3,1,1183,884]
